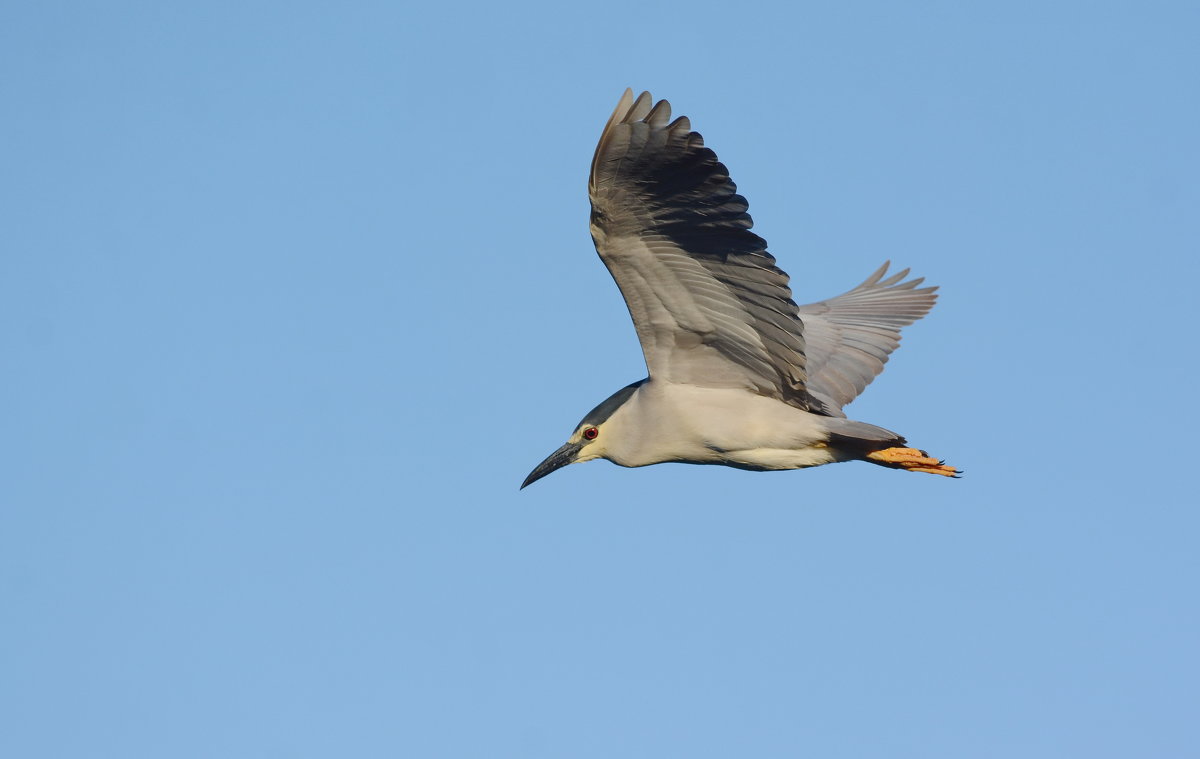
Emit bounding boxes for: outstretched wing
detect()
[588,89,813,409]
[797,262,938,415]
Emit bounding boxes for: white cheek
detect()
[575,440,604,462]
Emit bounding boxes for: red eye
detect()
[583,426,599,440]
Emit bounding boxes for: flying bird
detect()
[522,89,957,488]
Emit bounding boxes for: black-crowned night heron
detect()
[522,89,958,489]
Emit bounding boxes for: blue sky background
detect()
[3,1,1198,756]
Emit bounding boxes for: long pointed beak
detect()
[521,441,583,489]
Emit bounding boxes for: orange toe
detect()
[867,447,960,477]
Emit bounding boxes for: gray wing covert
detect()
[588,89,813,409]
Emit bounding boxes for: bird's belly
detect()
[617,384,835,469]
[713,446,838,471]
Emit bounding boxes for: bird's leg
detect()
[867,447,960,477]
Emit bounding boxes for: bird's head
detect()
[520,379,645,489]
[520,421,607,489]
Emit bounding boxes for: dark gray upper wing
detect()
[588,89,812,409]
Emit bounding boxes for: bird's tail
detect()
[824,418,906,456]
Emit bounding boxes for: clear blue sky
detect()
[3,1,1198,756]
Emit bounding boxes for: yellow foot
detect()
[867,447,961,477]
